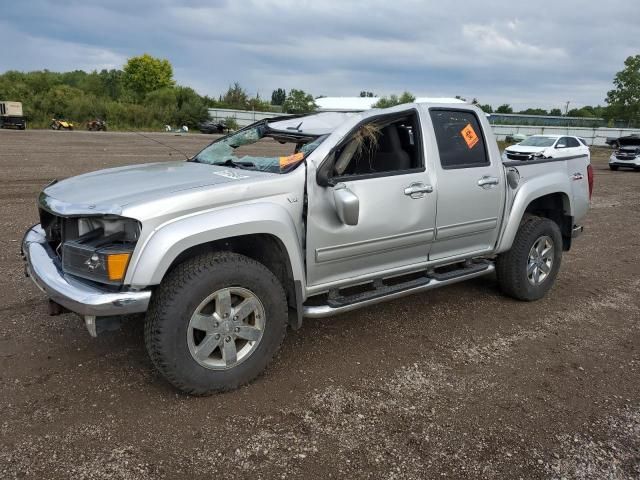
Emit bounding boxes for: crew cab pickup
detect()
[22,103,592,394]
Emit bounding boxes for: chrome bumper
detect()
[21,225,151,317]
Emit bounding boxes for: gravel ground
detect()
[1,130,639,479]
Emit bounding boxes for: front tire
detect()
[144,252,288,395]
[609,165,619,171]
[496,215,563,301]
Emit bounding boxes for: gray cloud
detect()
[1,0,637,110]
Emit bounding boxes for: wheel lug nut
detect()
[234,327,240,332]
[213,322,219,327]
[223,313,229,318]
[225,336,231,342]
[233,315,238,321]
[215,334,220,340]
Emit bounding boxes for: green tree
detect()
[549,108,562,116]
[518,108,548,116]
[606,55,640,126]
[271,88,286,105]
[122,54,174,101]
[282,89,316,113]
[359,91,375,97]
[478,104,493,113]
[247,94,272,112]
[496,104,513,114]
[222,82,249,109]
[373,91,415,108]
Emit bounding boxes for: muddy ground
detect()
[1,130,638,479]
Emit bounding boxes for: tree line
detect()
[0,54,317,130]
[0,53,637,129]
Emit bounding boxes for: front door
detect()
[306,109,437,288]
[426,108,504,261]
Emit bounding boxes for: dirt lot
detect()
[1,130,639,479]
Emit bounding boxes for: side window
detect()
[566,137,580,147]
[556,137,569,148]
[430,109,488,169]
[332,113,423,178]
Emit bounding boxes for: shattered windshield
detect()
[192,122,325,174]
[518,136,557,147]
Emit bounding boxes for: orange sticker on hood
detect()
[279,152,305,168]
[461,123,479,149]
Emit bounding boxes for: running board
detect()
[303,262,495,318]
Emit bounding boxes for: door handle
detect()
[477,176,499,188]
[571,172,584,180]
[404,183,433,198]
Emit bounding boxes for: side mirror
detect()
[556,143,567,149]
[333,183,359,225]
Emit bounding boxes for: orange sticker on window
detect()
[279,152,304,168]
[460,123,479,149]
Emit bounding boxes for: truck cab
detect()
[0,101,26,130]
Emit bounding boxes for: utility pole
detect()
[564,101,570,116]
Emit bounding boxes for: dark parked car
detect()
[199,120,227,134]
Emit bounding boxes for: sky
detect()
[1,0,638,110]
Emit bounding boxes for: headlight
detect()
[534,152,548,159]
[61,217,140,284]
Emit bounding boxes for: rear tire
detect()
[609,165,619,171]
[496,215,562,301]
[144,252,288,395]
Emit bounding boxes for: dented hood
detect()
[42,161,272,213]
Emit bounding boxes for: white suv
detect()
[503,135,590,162]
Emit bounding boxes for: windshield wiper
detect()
[212,159,255,169]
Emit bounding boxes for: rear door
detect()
[426,108,504,261]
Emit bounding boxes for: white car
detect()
[502,135,590,162]
[608,135,640,171]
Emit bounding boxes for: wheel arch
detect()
[126,203,306,292]
[496,175,574,254]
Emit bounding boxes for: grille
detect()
[506,151,534,160]
[616,154,638,160]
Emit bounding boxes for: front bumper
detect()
[21,225,151,317]
[609,155,640,168]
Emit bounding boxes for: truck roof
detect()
[268,102,479,136]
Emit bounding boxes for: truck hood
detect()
[42,161,273,213]
[618,136,640,147]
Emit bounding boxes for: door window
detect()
[330,113,423,179]
[430,109,489,169]
[565,137,581,148]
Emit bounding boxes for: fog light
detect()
[106,253,131,281]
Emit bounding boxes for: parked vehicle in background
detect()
[609,135,640,171]
[505,133,527,144]
[50,118,74,130]
[0,101,26,130]
[87,119,107,131]
[199,120,227,134]
[502,134,590,162]
[22,103,592,395]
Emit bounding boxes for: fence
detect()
[207,108,640,146]
[491,125,640,146]
[207,108,285,127]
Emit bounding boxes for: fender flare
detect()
[125,203,305,288]
[495,172,573,254]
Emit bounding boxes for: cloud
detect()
[461,24,566,62]
[0,0,638,109]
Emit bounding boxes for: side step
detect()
[303,261,494,319]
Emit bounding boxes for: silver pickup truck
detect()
[22,103,592,394]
